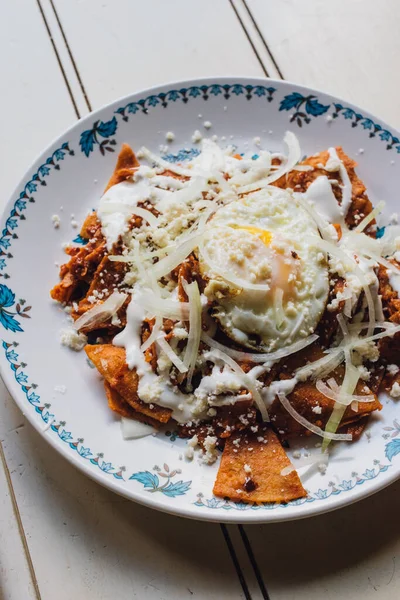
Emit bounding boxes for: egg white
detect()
[199,186,329,352]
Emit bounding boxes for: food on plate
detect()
[51,133,400,504]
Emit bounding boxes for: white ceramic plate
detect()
[2,77,400,523]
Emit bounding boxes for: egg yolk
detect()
[231,225,272,247]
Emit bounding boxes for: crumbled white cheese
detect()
[71,219,78,228]
[358,148,365,155]
[318,462,327,474]
[253,136,261,147]
[52,214,61,228]
[185,434,198,460]
[312,404,322,414]
[191,130,203,143]
[326,115,333,123]
[390,382,400,398]
[387,364,400,376]
[200,436,218,464]
[165,131,175,142]
[244,463,252,474]
[353,340,380,363]
[54,385,66,394]
[203,121,212,129]
[60,328,87,351]
[357,365,371,381]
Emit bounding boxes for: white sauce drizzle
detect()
[326,148,352,218]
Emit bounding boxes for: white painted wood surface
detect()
[1,0,400,598]
[245,0,400,128]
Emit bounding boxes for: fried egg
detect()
[198,187,329,352]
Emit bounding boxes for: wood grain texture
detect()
[0,0,77,201]
[244,481,400,599]
[52,0,265,108]
[246,0,400,128]
[0,444,38,600]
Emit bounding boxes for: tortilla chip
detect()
[104,381,161,427]
[104,144,139,192]
[73,256,128,325]
[85,344,171,423]
[270,377,381,439]
[275,147,373,229]
[80,211,102,240]
[213,426,306,503]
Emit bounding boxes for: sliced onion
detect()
[316,379,375,406]
[74,291,128,331]
[140,315,163,352]
[277,392,352,441]
[200,331,318,364]
[182,279,202,387]
[295,349,344,382]
[354,200,385,233]
[238,132,301,193]
[152,233,203,279]
[205,347,269,421]
[156,336,188,373]
[140,147,193,177]
[135,293,190,320]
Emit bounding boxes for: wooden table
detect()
[1,1,400,598]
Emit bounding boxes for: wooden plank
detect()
[0,443,38,600]
[0,384,246,600]
[244,483,400,599]
[51,0,265,108]
[245,0,400,128]
[0,0,77,201]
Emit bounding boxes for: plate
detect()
[1,77,399,523]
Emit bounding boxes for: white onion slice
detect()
[73,291,128,331]
[316,379,375,406]
[277,392,352,441]
[295,349,344,382]
[135,293,190,320]
[152,233,203,280]
[156,336,188,373]
[238,132,301,193]
[200,331,318,364]
[140,315,163,352]
[206,348,269,421]
[354,200,385,233]
[182,279,202,387]
[140,147,193,177]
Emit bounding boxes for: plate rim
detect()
[1,75,400,523]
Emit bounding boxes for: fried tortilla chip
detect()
[104,381,161,427]
[275,147,373,229]
[270,377,381,439]
[85,344,171,423]
[213,427,306,503]
[80,211,102,240]
[104,143,140,192]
